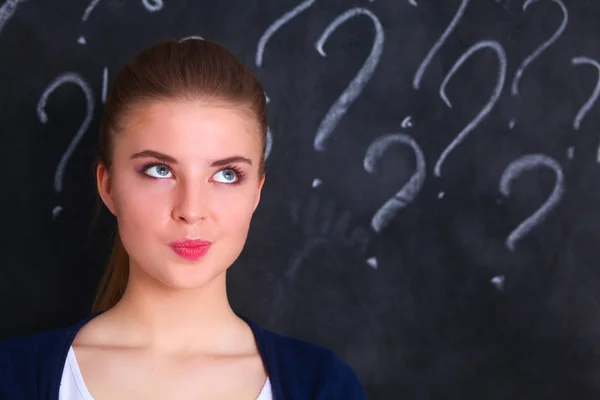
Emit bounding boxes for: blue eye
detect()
[213,168,239,183]
[145,164,173,179]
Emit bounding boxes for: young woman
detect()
[0,39,365,399]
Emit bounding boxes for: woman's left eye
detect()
[213,168,239,183]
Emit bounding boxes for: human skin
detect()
[74,100,268,399]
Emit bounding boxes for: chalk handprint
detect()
[286,192,370,280]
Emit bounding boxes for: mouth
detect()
[169,238,212,260]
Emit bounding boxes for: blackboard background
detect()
[3,0,600,398]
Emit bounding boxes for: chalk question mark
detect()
[78,0,101,44]
[499,154,564,250]
[0,0,23,36]
[364,133,426,233]
[413,0,469,90]
[509,0,568,128]
[435,40,506,178]
[141,0,163,12]
[571,56,600,162]
[313,7,384,152]
[255,0,315,67]
[37,72,95,219]
[255,1,317,161]
[571,56,600,131]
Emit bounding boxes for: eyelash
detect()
[218,165,246,183]
[138,161,246,184]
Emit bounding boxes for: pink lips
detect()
[169,238,211,260]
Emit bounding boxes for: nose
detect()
[171,177,209,224]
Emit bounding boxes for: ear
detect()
[253,174,265,212]
[96,163,117,216]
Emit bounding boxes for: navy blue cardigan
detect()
[0,312,366,399]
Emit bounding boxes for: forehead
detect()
[116,100,262,161]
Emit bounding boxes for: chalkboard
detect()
[2,0,600,397]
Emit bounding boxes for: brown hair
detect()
[91,39,267,313]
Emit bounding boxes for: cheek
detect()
[211,186,258,231]
[112,174,172,230]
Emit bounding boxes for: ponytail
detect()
[91,231,129,313]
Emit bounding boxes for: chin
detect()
[153,261,227,291]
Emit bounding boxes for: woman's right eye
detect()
[144,164,173,179]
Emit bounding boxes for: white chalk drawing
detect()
[436,40,506,177]
[142,0,163,12]
[413,0,469,90]
[81,0,101,22]
[265,128,273,161]
[79,0,102,44]
[287,237,329,280]
[37,73,95,217]
[180,35,204,42]
[263,92,273,161]
[0,0,23,36]
[367,256,378,269]
[101,66,108,104]
[287,193,370,279]
[499,154,564,251]
[571,56,600,131]
[401,116,413,128]
[490,275,505,290]
[363,133,426,232]
[313,7,384,151]
[256,0,315,67]
[511,0,568,97]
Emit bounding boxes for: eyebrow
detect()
[130,150,253,167]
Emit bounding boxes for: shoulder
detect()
[0,317,91,398]
[0,327,73,364]
[246,319,366,399]
[0,312,98,358]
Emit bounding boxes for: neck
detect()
[108,266,245,354]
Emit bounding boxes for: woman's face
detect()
[97,100,265,290]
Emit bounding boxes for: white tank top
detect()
[59,346,273,400]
